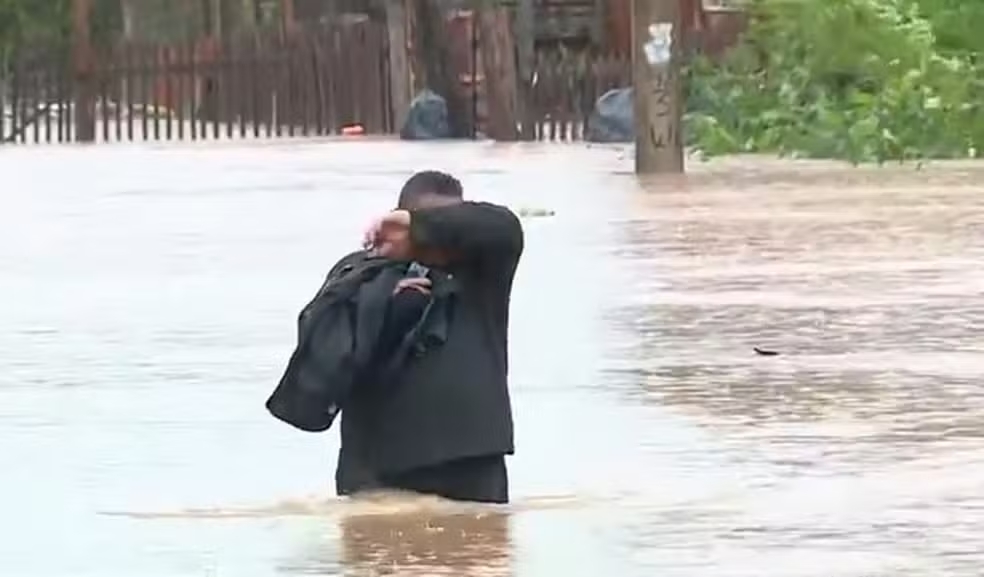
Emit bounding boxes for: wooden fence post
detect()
[411,0,469,137]
[386,0,412,131]
[73,0,97,143]
[280,0,295,34]
[478,4,519,141]
[515,0,535,139]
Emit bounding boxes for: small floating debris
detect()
[753,347,780,357]
[516,207,556,218]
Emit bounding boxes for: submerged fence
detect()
[0,20,391,145]
[0,23,634,145]
[529,50,630,141]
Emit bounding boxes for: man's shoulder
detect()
[305,251,372,302]
[333,249,370,268]
[326,250,373,277]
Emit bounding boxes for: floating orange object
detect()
[341,124,365,136]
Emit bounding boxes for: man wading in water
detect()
[336,171,524,504]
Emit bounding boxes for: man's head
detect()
[397,170,463,210]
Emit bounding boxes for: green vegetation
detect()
[0,0,126,62]
[0,0,69,60]
[686,0,984,163]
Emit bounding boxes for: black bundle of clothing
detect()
[266,253,455,433]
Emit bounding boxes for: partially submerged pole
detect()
[632,0,684,173]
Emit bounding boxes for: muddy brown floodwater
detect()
[2,142,984,577]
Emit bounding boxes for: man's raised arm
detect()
[408,202,524,265]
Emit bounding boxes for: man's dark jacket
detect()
[266,254,452,433]
[336,201,524,494]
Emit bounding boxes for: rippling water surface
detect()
[3,142,984,577]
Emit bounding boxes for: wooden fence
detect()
[0,19,391,145]
[528,50,631,141]
[1,24,633,145]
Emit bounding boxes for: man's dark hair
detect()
[397,170,463,209]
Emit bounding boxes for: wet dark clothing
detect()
[335,201,524,504]
[266,255,453,433]
[266,256,396,433]
[373,277,431,362]
[342,454,509,504]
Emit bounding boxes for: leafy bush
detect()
[686,0,984,163]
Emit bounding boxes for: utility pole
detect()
[632,0,684,174]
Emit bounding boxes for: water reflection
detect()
[280,497,512,577]
[339,508,510,576]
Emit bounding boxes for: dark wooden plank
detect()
[54,53,67,142]
[205,45,222,140]
[329,24,345,132]
[273,35,284,138]
[31,53,46,144]
[124,43,134,142]
[564,55,576,141]
[0,62,6,142]
[367,21,386,134]
[478,7,520,141]
[248,38,260,139]
[545,53,558,142]
[362,22,378,134]
[231,38,244,139]
[263,35,274,139]
[31,58,41,144]
[285,36,296,138]
[386,0,411,134]
[17,55,29,144]
[113,46,122,142]
[223,39,233,140]
[238,38,249,139]
[211,44,221,141]
[43,56,54,144]
[140,45,150,141]
[327,24,343,134]
[200,44,212,141]
[189,42,199,141]
[299,36,311,137]
[311,28,326,136]
[343,23,360,130]
[151,46,161,141]
[349,22,361,130]
[355,22,370,130]
[97,53,109,143]
[175,43,186,141]
[230,38,241,139]
[11,57,22,143]
[163,46,173,141]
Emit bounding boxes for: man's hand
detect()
[392,277,432,296]
[364,210,413,259]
